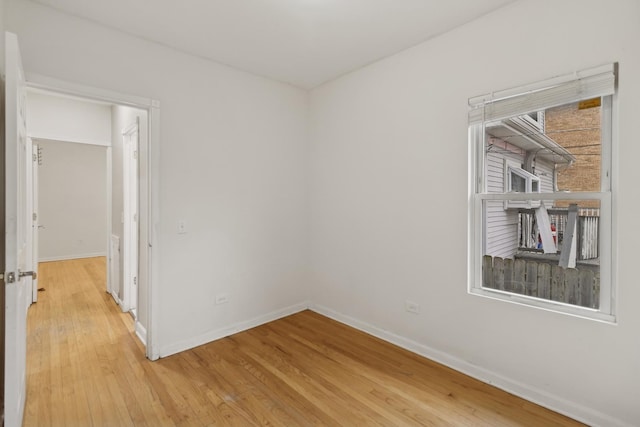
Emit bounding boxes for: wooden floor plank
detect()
[24,257,585,426]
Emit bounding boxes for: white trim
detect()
[147,102,160,361]
[39,252,107,262]
[31,142,40,304]
[607,94,619,323]
[477,191,609,202]
[468,287,615,323]
[121,121,139,314]
[135,321,147,346]
[158,302,310,358]
[110,289,122,307]
[309,304,632,427]
[106,148,113,296]
[26,72,152,108]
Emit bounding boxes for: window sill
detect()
[468,286,616,324]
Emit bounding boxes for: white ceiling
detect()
[31,0,516,89]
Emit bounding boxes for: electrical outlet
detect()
[177,220,187,234]
[215,293,229,305]
[405,300,420,314]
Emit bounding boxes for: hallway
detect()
[24,257,164,426]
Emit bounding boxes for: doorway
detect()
[28,90,142,319]
[23,78,158,360]
[3,34,159,427]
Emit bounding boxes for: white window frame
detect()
[522,110,545,132]
[468,64,616,323]
[504,161,541,209]
[507,166,540,193]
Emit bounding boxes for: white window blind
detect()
[469,63,616,124]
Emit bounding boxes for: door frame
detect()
[24,138,36,306]
[31,142,40,303]
[121,120,139,316]
[24,73,161,360]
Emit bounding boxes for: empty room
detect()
[1,0,639,426]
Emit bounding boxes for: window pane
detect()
[484,98,603,195]
[482,199,601,309]
[511,173,526,192]
[546,101,602,192]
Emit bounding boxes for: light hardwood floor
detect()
[24,257,584,426]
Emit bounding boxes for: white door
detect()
[4,31,31,427]
[32,143,40,303]
[122,121,139,315]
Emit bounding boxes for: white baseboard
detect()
[110,290,122,307]
[39,252,107,262]
[309,304,630,427]
[159,301,310,358]
[135,321,147,346]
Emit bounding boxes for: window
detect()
[504,162,541,209]
[509,167,538,193]
[468,64,616,322]
[524,110,545,131]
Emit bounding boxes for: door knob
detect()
[19,271,37,280]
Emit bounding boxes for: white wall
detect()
[308,1,640,426]
[25,90,112,261]
[0,0,5,74]
[36,139,107,261]
[27,91,112,146]
[5,0,309,356]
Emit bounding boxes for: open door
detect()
[0,42,5,427]
[4,32,32,427]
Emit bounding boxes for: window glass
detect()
[511,172,526,192]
